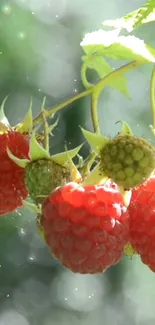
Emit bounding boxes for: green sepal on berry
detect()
[124,243,137,257]
[7,131,83,204]
[0,96,34,135]
[0,96,11,132]
[81,127,109,153]
[14,99,33,134]
[116,120,133,136]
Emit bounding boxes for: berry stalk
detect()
[91,90,100,134]
[33,89,91,126]
[41,109,50,152]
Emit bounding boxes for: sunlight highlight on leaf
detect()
[81,30,155,62]
[102,0,155,32]
[133,0,155,29]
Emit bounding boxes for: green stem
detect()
[90,60,142,134]
[91,88,101,134]
[81,62,93,89]
[33,60,143,127]
[33,89,91,126]
[96,61,140,93]
[40,97,50,152]
[150,64,155,133]
[41,111,49,152]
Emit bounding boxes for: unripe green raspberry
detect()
[25,159,71,204]
[99,135,155,188]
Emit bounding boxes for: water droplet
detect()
[16,211,22,216]
[20,228,25,235]
[2,5,12,15]
[74,89,78,93]
[18,32,26,40]
[56,15,59,18]
[0,52,2,55]
[32,12,34,15]
[7,294,10,298]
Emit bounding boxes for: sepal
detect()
[82,163,108,186]
[15,99,33,134]
[80,127,109,153]
[0,96,11,132]
[116,120,133,135]
[7,148,29,168]
[29,132,50,160]
[51,143,83,166]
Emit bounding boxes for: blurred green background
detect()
[0,0,155,324]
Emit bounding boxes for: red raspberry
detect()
[0,131,29,216]
[128,176,155,271]
[41,181,129,274]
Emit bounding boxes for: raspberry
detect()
[25,159,71,204]
[0,131,29,215]
[128,176,155,271]
[41,181,129,274]
[99,135,155,189]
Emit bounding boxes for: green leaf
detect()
[83,56,130,98]
[51,143,83,166]
[133,0,155,29]
[143,9,155,24]
[115,120,133,135]
[81,127,109,153]
[102,14,138,33]
[81,30,155,62]
[102,0,155,32]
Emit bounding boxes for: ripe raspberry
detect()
[0,131,29,216]
[41,181,129,274]
[99,135,155,189]
[25,159,71,204]
[128,176,155,271]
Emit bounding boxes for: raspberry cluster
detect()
[2,126,155,274]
